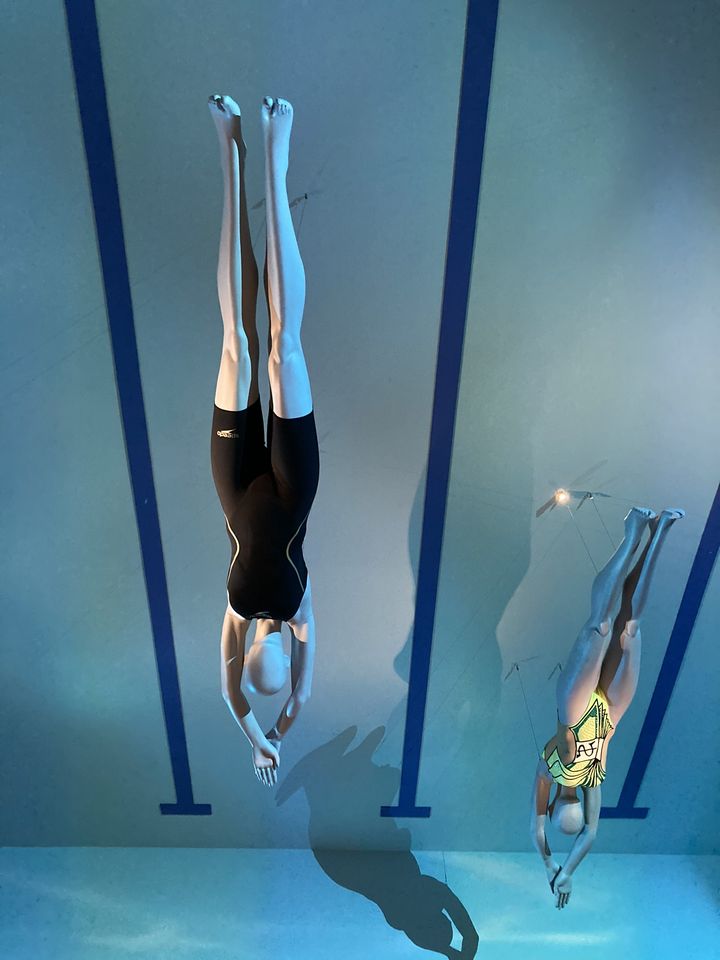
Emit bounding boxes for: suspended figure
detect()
[208,94,318,786]
[530,506,684,907]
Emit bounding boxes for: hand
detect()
[252,740,280,787]
[544,859,562,890]
[554,869,572,910]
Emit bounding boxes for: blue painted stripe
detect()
[381,0,499,819]
[601,483,720,819]
[64,0,210,815]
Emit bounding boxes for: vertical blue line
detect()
[64,0,210,815]
[602,484,720,819]
[381,0,499,819]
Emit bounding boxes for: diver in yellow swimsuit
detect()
[530,506,684,910]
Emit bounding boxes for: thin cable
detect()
[296,193,308,238]
[592,497,616,549]
[565,504,599,572]
[516,664,541,756]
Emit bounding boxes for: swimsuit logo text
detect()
[216,428,240,439]
[575,737,602,761]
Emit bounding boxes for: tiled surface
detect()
[1,849,717,960]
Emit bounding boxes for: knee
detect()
[620,621,641,650]
[584,618,611,638]
[269,331,302,365]
[222,329,249,361]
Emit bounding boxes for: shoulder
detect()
[223,604,251,637]
[288,577,314,629]
[535,751,553,782]
[225,603,250,624]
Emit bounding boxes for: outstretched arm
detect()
[552,784,601,909]
[530,757,562,889]
[220,607,280,785]
[267,581,316,744]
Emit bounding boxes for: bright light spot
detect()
[555,488,570,505]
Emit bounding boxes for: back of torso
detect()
[225,474,308,621]
[542,689,616,788]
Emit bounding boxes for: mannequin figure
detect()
[530,506,684,907]
[208,94,319,786]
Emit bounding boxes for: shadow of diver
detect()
[277,726,479,959]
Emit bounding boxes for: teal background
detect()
[2,0,719,854]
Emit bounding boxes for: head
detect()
[549,791,584,836]
[244,624,290,696]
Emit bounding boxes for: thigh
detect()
[211,400,269,515]
[268,349,313,419]
[268,408,319,513]
[600,627,642,724]
[598,620,625,695]
[556,623,611,725]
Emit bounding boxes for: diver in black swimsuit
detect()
[208,94,318,786]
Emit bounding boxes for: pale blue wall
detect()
[2,0,718,853]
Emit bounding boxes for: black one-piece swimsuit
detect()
[211,398,319,621]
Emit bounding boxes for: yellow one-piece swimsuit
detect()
[542,688,615,788]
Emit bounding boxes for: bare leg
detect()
[208,95,260,411]
[600,509,685,723]
[261,97,312,419]
[556,507,654,725]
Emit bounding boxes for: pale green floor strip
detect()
[0,849,717,960]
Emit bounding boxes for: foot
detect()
[208,94,246,162]
[656,507,686,527]
[622,506,656,554]
[261,96,293,175]
[624,506,656,533]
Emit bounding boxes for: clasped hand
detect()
[552,868,572,910]
[252,737,280,787]
[251,692,306,787]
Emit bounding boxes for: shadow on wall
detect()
[383,391,531,841]
[391,469,424,684]
[277,726,480,959]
